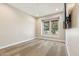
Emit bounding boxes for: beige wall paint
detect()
[71,4,77,28]
[66,4,79,56]
[35,18,41,37]
[59,12,65,41]
[71,4,79,28]
[0,4,35,48]
[35,12,65,41]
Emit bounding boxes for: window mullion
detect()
[49,20,51,35]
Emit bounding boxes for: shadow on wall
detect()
[0,4,35,47]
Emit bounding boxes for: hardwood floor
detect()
[0,39,67,56]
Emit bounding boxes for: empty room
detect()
[0,3,66,56]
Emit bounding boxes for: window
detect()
[42,19,59,35]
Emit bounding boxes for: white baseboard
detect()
[0,36,65,50]
[35,36,65,43]
[0,37,35,49]
[65,41,70,56]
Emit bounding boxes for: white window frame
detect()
[41,17,59,36]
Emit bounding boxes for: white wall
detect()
[0,4,35,48]
[66,29,79,56]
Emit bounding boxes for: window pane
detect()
[44,21,49,34]
[51,20,58,34]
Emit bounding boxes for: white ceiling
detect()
[9,3,64,17]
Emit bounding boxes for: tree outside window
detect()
[43,20,58,35]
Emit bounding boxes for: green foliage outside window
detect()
[51,20,58,34]
[44,21,49,31]
[43,20,58,34]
